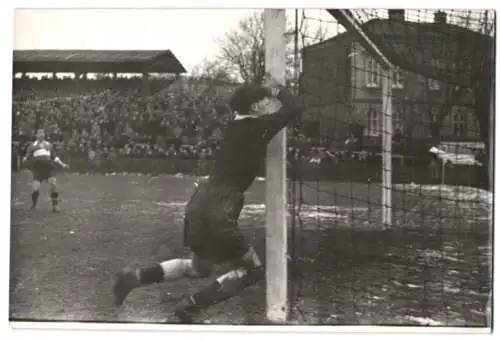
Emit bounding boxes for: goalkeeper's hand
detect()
[262,73,284,97]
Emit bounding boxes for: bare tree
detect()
[215,10,329,85]
[215,11,267,84]
[190,58,234,84]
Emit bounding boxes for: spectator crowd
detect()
[13,75,481,186]
[12,76,352,171]
[12,77,233,160]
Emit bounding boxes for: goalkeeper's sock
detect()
[31,190,39,208]
[174,266,264,322]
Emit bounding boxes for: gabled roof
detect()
[303,15,494,87]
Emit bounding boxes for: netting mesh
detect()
[288,9,493,326]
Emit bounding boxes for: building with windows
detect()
[301,10,486,149]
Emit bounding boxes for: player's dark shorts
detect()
[31,160,56,182]
[184,181,248,264]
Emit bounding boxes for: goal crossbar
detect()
[327,9,394,69]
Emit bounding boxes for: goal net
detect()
[280,9,494,326]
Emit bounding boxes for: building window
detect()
[428,59,441,90]
[414,122,425,139]
[431,106,439,122]
[366,108,380,136]
[365,57,380,88]
[392,69,404,89]
[470,114,480,138]
[452,106,467,138]
[332,63,338,80]
[428,78,441,90]
[393,109,404,134]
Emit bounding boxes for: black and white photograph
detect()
[6,4,495,335]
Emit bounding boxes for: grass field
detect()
[9,172,492,326]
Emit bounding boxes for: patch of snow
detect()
[406,315,443,326]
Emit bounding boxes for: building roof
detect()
[13,49,187,74]
[303,12,494,87]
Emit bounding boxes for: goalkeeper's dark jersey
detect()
[209,89,303,193]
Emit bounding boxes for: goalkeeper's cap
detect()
[229,84,272,115]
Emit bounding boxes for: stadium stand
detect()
[11,49,239,163]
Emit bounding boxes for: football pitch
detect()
[9,172,491,326]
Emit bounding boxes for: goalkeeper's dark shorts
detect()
[184,181,248,264]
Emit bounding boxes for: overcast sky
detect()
[13,9,256,73]
[13,7,491,75]
[13,8,338,74]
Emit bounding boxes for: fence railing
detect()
[12,151,484,187]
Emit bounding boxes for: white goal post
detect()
[264,8,288,323]
[327,9,394,229]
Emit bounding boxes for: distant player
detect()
[113,74,304,323]
[22,129,69,212]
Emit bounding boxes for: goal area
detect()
[264,9,494,326]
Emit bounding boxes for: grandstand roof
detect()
[13,50,187,74]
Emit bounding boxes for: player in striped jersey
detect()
[22,129,69,212]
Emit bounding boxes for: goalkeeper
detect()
[113,74,304,323]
